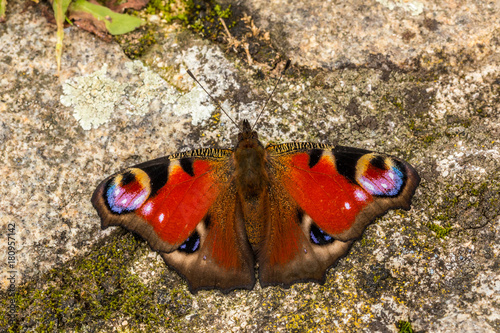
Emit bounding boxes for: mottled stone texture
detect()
[0,0,498,332]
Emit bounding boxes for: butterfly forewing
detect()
[91,148,256,293]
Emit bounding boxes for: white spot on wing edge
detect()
[354,188,369,201]
[142,201,153,215]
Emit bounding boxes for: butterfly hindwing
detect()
[161,180,256,293]
[258,180,354,286]
[91,149,255,293]
[258,143,420,286]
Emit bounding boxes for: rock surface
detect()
[0,0,498,332]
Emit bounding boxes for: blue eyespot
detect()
[359,163,405,197]
[178,232,201,254]
[105,169,151,214]
[310,224,334,245]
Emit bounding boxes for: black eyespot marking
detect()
[370,155,387,170]
[178,232,201,254]
[332,146,366,183]
[308,149,323,168]
[296,209,304,224]
[140,162,170,196]
[204,214,211,229]
[180,158,195,177]
[121,171,136,185]
[310,224,334,245]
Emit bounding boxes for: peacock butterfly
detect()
[91,62,420,293]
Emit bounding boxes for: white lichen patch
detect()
[61,46,244,130]
[432,293,500,332]
[179,45,240,97]
[61,61,180,130]
[435,150,467,178]
[434,141,499,178]
[122,61,178,115]
[173,45,242,124]
[472,272,500,299]
[431,65,500,120]
[61,64,126,130]
[173,85,215,125]
[375,0,424,16]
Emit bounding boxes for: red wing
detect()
[258,181,353,286]
[258,143,420,286]
[91,149,255,293]
[161,181,255,293]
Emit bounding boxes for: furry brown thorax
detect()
[234,120,269,200]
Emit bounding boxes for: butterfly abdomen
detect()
[234,142,270,245]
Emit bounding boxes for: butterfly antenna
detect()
[252,60,291,130]
[186,69,238,128]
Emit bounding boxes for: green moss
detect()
[0,233,172,332]
[469,182,488,196]
[145,0,192,23]
[396,320,414,333]
[426,222,452,239]
[145,0,169,15]
[408,119,416,131]
[141,0,239,46]
[116,26,158,59]
[187,1,234,38]
[213,4,231,19]
[382,94,404,111]
[426,180,499,236]
[422,135,436,143]
[144,0,234,34]
[360,237,376,247]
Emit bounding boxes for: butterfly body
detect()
[92,119,420,293]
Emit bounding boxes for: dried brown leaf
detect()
[69,9,112,42]
[104,0,149,13]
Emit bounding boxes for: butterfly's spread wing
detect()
[259,143,420,286]
[91,149,255,293]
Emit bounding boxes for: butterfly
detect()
[91,64,420,293]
